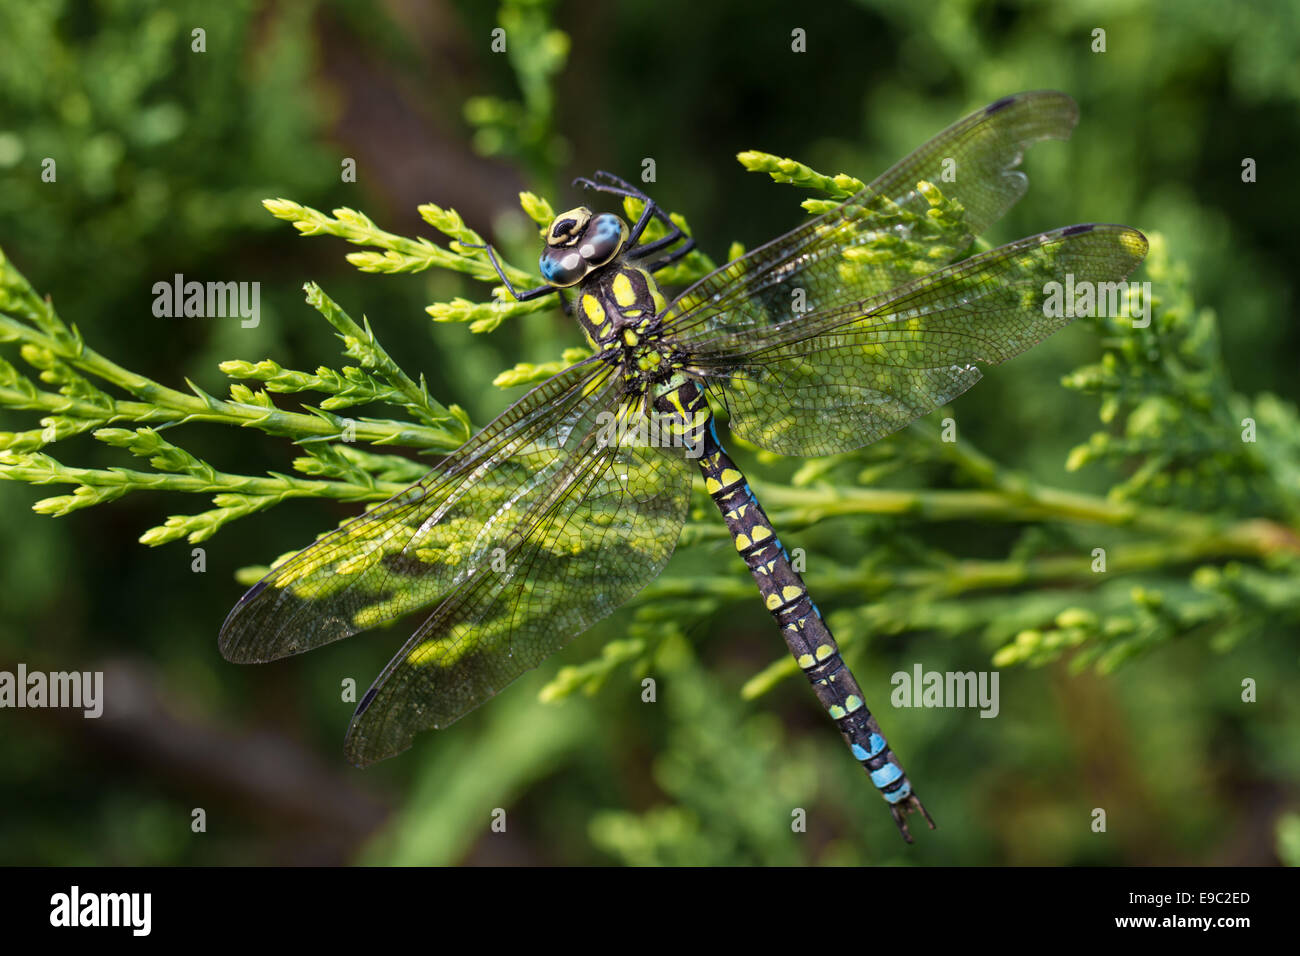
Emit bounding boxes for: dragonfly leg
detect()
[631,227,694,265]
[458,241,558,302]
[573,173,692,262]
[580,169,656,204]
[643,236,697,272]
[590,169,646,194]
[574,175,662,244]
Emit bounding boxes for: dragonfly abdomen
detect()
[664,379,934,840]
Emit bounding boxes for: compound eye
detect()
[539,246,586,287]
[577,213,627,267]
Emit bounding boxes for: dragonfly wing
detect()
[660,91,1079,341]
[681,224,1148,456]
[864,90,1079,246]
[219,359,619,663]
[344,418,693,765]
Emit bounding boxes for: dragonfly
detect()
[220,90,1147,841]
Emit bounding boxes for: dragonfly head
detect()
[539,207,628,287]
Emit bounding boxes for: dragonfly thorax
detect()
[572,259,681,397]
[575,261,666,341]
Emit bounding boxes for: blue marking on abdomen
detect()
[883,781,912,804]
[870,763,903,789]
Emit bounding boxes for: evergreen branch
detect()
[1,444,405,544]
[736,149,866,199]
[518,191,555,230]
[1063,233,1300,521]
[263,199,456,276]
[426,293,555,334]
[219,283,471,439]
[0,257,461,453]
[493,348,593,388]
[0,241,460,542]
[644,524,1296,700]
[740,468,1296,553]
[539,639,647,703]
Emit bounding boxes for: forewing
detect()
[660,91,1079,341]
[219,359,618,663]
[686,224,1148,456]
[345,414,693,765]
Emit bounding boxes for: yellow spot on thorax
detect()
[582,294,605,324]
[612,272,637,306]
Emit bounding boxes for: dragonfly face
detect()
[538,207,629,287]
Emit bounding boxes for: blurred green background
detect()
[1,0,1297,865]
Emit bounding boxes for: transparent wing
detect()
[345,411,693,765]
[660,91,1079,341]
[219,358,620,663]
[682,224,1148,457]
